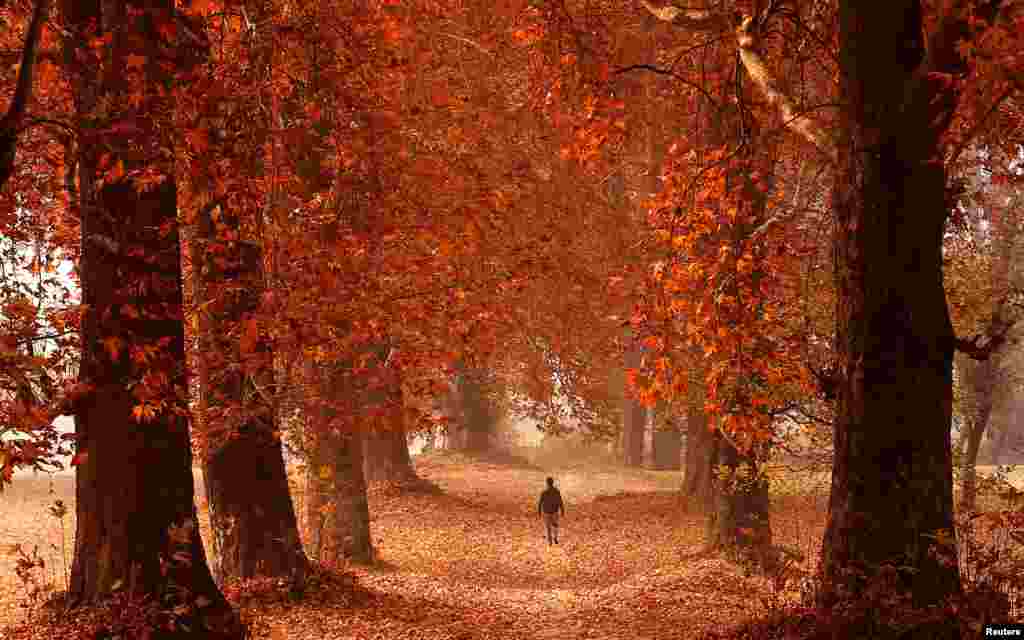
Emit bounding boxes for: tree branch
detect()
[955,332,1010,361]
[638,0,728,29]
[735,16,837,163]
[639,3,838,163]
[613,63,721,109]
[439,33,493,57]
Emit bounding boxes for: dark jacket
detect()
[538,486,565,515]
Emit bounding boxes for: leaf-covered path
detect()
[242,453,794,640]
[1,453,817,639]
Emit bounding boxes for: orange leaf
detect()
[103,336,123,361]
[125,53,146,70]
[240,318,259,354]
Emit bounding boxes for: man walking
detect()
[538,477,565,545]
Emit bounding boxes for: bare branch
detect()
[439,33,493,57]
[955,332,1009,361]
[640,3,838,163]
[736,16,837,163]
[613,63,721,109]
[638,1,730,30]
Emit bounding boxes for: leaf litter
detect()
[2,453,821,639]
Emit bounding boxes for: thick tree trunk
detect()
[197,205,307,585]
[64,1,243,636]
[304,365,374,564]
[820,2,961,609]
[204,423,306,581]
[196,0,307,587]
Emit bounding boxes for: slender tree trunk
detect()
[682,371,717,511]
[989,420,1017,465]
[421,426,436,453]
[652,428,682,470]
[819,2,963,609]
[642,406,656,468]
[957,356,997,517]
[622,339,645,467]
[63,2,242,634]
[304,364,374,564]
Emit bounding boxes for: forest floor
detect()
[1,453,1019,639]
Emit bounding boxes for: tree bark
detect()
[642,406,656,468]
[684,376,716,505]
[989,418,1020,465]
[682,371,717,511]
[622,339,645,467]
[819,2,963,610]
[195,0,307,587]
[704,437,773,567]
[195,158,306,589]
[359,345,416,482]
[446,364,497,452]
[198,229,307,584]
[957,355,998,516]
[304,364,374,564]
[63,2,243,635]
[362,409,416,483]
[652,427,682,471]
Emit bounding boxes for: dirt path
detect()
[3,455,800,639]
[299,454,776,640]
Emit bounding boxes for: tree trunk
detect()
[197,207,306,588]
[360,345,416,482]
[195,0,307,587]
[652,428,682,471]
[819,2,962,609]
[681,374,717,511]
[989,419,1019,465]
[957,356,997,517]
[362,413,415,483]
[622,340,645,467]
[704,437,773,568]
[304,365,374,564]
[421,426,436,453]
[642,406,656,468]
[446,364,497,452]
[63,2,242,634]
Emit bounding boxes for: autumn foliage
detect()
[2,0,1024,638]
